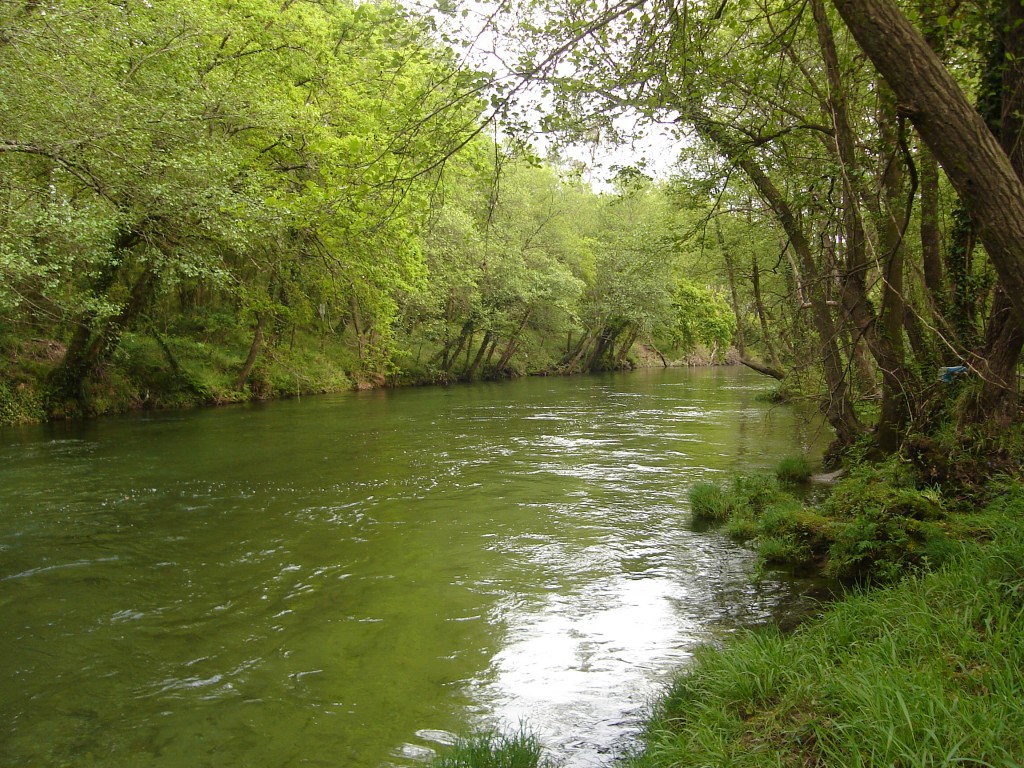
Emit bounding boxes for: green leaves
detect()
[0,0,495,399]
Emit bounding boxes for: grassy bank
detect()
[429,475,1024,768]
[0,326,702,427]
[689,457,972,584]
[625,486,1024,767]
[0,329,361,425]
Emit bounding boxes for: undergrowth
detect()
[625,489,1024,767]
[0,326,361,426]
[687,456,972,584]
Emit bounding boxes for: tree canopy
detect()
[3,0,1024,462]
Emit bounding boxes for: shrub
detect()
[0,379,45,426]
[821,466,951,583]
[753,501,832,571]
[728,472,786,513]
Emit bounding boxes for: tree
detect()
[473,0,1024,451]
[830,0,1024,328]
[0,0,489,411]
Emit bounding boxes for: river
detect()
[0,367,831,768]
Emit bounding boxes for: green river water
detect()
[1,367,831,768]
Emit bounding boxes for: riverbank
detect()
[431,470,1024,768]
[0,328,731,428]
[623,481,1024,767]
[0,332,358,426]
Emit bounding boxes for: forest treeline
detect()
[485,0,1024,464]
[3,0,1024,468]
[0,0,736,427]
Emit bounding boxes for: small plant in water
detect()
[775,454,813,485]
[430,725,558,768]
[689,481,731,522]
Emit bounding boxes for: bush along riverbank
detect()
[689,456,966,584]
[624,480,1024,768]
[429,458,1024,768]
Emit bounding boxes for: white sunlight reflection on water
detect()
[475,573,698,767]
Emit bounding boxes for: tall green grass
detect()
[428,726,557,768]
[689,473,788,524]
[775,454,813,485]
[625,497,1024,768]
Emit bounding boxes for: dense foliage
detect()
[0,0,737,425]
[469,0,1024,459]
[5,2,1024,767]
[6,0,1024,465]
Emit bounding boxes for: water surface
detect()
[0,367,830,767]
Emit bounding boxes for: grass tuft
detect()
[774,454,813,484]
[429,726,557,768]
[689,481,732,522]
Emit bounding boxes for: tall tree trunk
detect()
[943,207,983,355]
[236,314,266,391]
[751,256,781,370]
[484,334,501,367]
[831,0,1024,330]
[350,294,367,361]
[849,332,882,400]
[911,143,944,372]
[874,93,911,452]
[716,220,745,357]
[814,0,910,452]
[918,145,944,315]
[440,320,473,374]
[965,289,1024,430]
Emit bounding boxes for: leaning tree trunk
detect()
[716,221,745,358]
[465,329,493,379]
[751,256,782,371]
[236,314,266,391]
[587,322,624,372]
[831,0,1024,330]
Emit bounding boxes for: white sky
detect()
[409,0,684,188]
